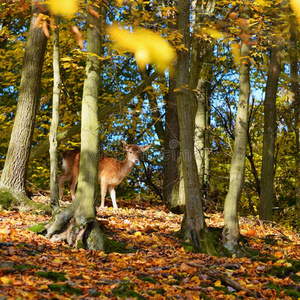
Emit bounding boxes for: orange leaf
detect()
[247,228,256,236]
[42,20,49,38]
[71,26,84,49]
[180,262,197,274]
[88,8,100,19]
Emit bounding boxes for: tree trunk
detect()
[49,16,61,210]
[194,35,214,201]
[289,14,300,227]
[259,39,282,221]
[45,4,106,250]
[170,0,215,214]
[163,75,180,210]
[177,0,216,254]
[194,76,211,201]
[162,2,181,211]
[222,6,251,255]
[0,1,48,196]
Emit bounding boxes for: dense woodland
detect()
[0,0,300,294]
[0,0,300,298]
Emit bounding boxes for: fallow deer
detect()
[58,141,151,209]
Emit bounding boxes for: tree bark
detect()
[163,75,180,210]
[49,16,61,210]
[45,4,106,250]
[162,2,180,210]
[289,14,300,227]
[194,76,211,201]
[222,6,251,255]
[177,0,216,254]
[174,0,215,213]
[259,39,282,221]
[0,1,48,196]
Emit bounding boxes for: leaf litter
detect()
[0,196,299,299]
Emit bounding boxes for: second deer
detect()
[58,141,151,209]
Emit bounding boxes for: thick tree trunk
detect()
[0,1,47,196]
[171,0,215,213]
[222,6,251,255]
[45,4,106,250]
[49,17,61,210]
[259,39,282,221]
[177,0,216,254]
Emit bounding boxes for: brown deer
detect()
[58,141,151,209]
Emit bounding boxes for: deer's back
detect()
[98,157,129,186]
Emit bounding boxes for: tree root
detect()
[44,208,104,251]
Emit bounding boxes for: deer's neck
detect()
[119,158,135,180]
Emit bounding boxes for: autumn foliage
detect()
[0,197,299,299]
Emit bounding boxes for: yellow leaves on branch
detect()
[231,43,241,65]
[202,28,224,39]
[108,25,176,73]
[47,0,78,17]
[290,0,300,22]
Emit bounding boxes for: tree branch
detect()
[29,71,159,161]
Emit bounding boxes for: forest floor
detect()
[0,195,299,300]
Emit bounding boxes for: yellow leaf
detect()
[231,43,241,65]
[108,25,176,73]
[253,0,266,6]
[290,0,300,21]
[214,279,222,287]
[283,262,292,268]
[202,27,224,39]
[47,0,78,17]
[190,275,201,285]
[275,259,286,265]
[134,231,142,237]
[40,285,48,290]
[1,277,12,284]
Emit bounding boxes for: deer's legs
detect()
[101,183,108,208]
[108,185,118,209]
[58,173,72,199]
[69,175,78,200]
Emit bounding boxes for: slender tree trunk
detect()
[195,76,211,200]
[162,2,181,211]
[0,1,48,196]
[222,6,251,254]
[49,16,61,210]
[163,75,180,209]
[289,14,300,227]
[45,4,106,250]
[259,39,282,221]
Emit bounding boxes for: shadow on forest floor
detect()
[0,195,299,299]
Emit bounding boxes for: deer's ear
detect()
[140,145,151,152]
[121,140,128,149]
